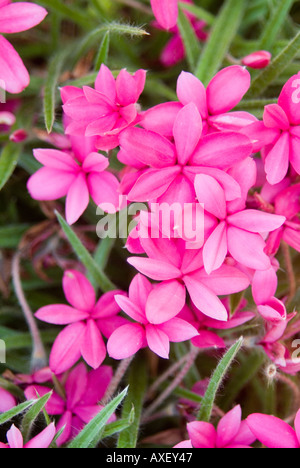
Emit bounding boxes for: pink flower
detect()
[244,73,300,184]
[120,102,252,204]
[194,174,285,273]
[24,363,113,446]
[247,409,300,448]
[150,0,179,30]
[35,270,126,374]
[0,0,47,94]
[141,66,255,136]
[27,136,120,225]
[127,236,250,322]
[242,51,271,69]
[0,423,56,449]
[107,274,198,360]
[0,388,16,413]
[62,64,146,151]
[175,405,256,448]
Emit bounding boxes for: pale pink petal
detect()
[128,273,153,310]
[203,222,227,274]
[226,157,257,213]
[82,152,109,173]
[247,414,299,448]
[65,173,90,225]
[190,132,252,169]
[80,319,106,369]
[115,294,147,324]
[95,64,116,103]
[150,0,178,30]
[82,365,113,404]
[265,133,290,185]
[160,34,185,67]
[25,423,56,449]
[176,71,207,118]
[207,66,251,115]
[278,72,300,125]
[145,324,170,359]
[107,323,145,359]
[128,257,181,281]
[193,265,250,295]
[209,111,257,132]
[0,3,47,33]
[227,226,271,270]
[240,120,279,152]
[63,270,96,311]
[119,127,176,168]
[227,210,285,233]
[128,167,180,202]
[49,322,86,374]
[85,113,118,137]
[187,421,216,448]
[145,280,186,324]
[27,167,76,200]
[232,420,256,446]
[33,149,78,171]
[0,388,16,413]
[156,173,195,206]
[257,298,286,322]
[173,103,202,166]
[174,440,193,448]
[87,171,120,213]
[194,174,226,219]
[252,267,278,305]
[216,405,242,448]
[35,304,89,325]
[290,136,300,175]
[6,425,23,448]
[183,275,228,321]
[116,69,137,106]
[185,166,241,202]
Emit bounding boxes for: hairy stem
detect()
[282,241,297,301]
[102,356,134,405]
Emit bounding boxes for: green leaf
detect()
[195,0,245,85]
[0,142,22,191]
[0,400,34,425]
[55,211,116,292]
[247,29,300,97]
[95,31,110,70]
[102,407,135,439]
[43,50,68,133]
[37,0,95,30]
[177,5,201,71]
[197,337,244,422]
[178,2,215,25]
[21,392,53,443]
[67,387,128,448]
[117,359,147,448]
[258,0,294,51]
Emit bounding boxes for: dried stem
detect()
[146,354,189,400]
[101,356,133,405]
[12,251,47,372]
[142,346,200,422]
[281,241,297,301]
[114,0,152,14]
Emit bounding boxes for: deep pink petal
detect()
[82,152,109,173]
[159,317,198,342]
[150,0,178,30]
[173,103,202,166]
[94,64,116,103]
[141,102,182,138]
[227,227,271,270]
[24,385,65,415]
[187,421,216,448]
[35,304,89,325]
[193,265,250,296]
[27,167,76,200]
[33,149,78,171]
[194,174,226,219]
[107,323,145,359]
[207,66,251,115]
[252,267,278,305]
[128,167,180,202]
[278,72,300,125]
[0,35,29,93]
[80,319,106,369]
[216,405,242,448]
[128,273,153,310]
[25,423,56,449]
[145,280,186,324]
[176,71,207,119]
[227,210,285,233]
[128,256,181,281]
[263,104,290,130]
[247,414,299,448]
[49,322,86,374]
[65,173,90,225]
[192,330,225,349]
[290,136,300,175]
[0,3,47,33]
[115,294,147,324]
[265,133,290,185]
[0,388,16,413]
[63,270,96,312]
[145,324,170,359]
[203,222,227,274]
[87,171,120,213]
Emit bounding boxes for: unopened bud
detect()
[9,129,28,143]
[242,51,272,69]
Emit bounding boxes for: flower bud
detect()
[242,51,271,69]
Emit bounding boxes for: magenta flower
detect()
[241,50,271,69]
[107,274,198,360]
[141,66,255,136]
[120,102,252,204]
[62,64,146,151]
[247,410,300,448]
[194,174,286,273]
[0,0,47,94]
[35,270,125,374]
[127,237,250,322]
[175,405,256,448]
[150,0,179,30]
[27,135,120,225]
[0,423,56,449]
[24,363,113,446]
[0,388,16,413]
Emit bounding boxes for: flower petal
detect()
[247,414,299,448]
[63,270,96,312]
[173,103,202,166]
[145,324,170,359]
[107,323,145,359]
[145,280,186,324]
[0,3,47,33]
[49,322,86,374]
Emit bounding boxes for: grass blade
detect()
[0,142,22,191]
[95,31,110,70]
[0,400,34,425]
[21,392,53,443]
[178,5,201,71]
[258,0,294,51]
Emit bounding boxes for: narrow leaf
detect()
[0,142,21,191]
[21,391,53,443]
[0,400,34,425]
[177,5,201,71]
[67,387,128,448]
[197,337,243,422]
[102,407,135,439]
[55,211,116,292]
[95,32,110,71]
[37,0,95,29]
[44,50,68,133]
[258,0,294,51]
[195,0,245,85]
